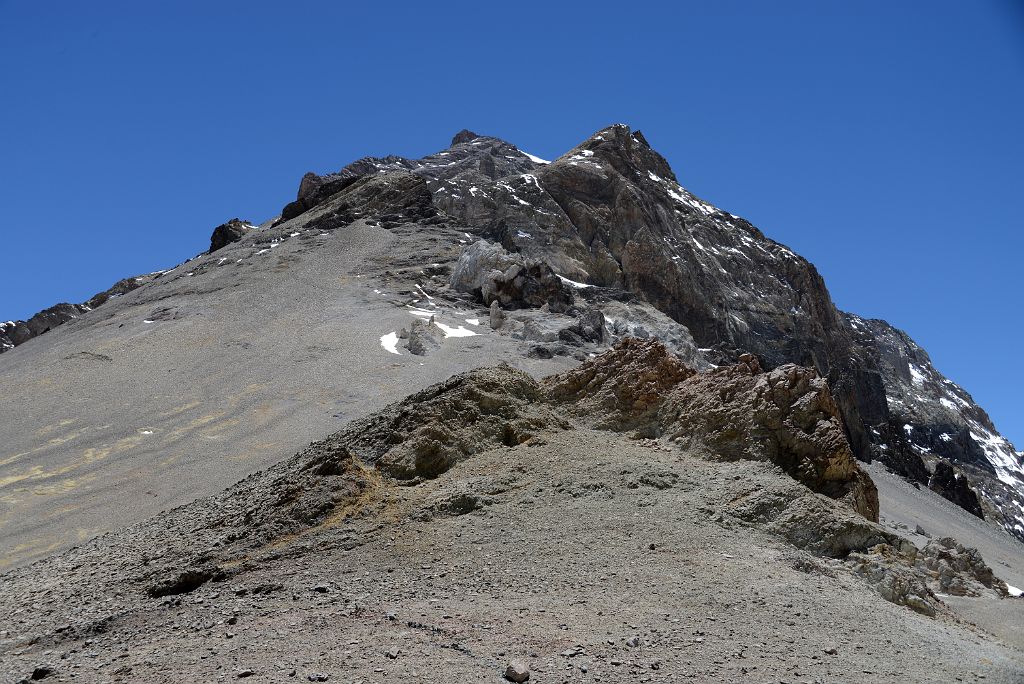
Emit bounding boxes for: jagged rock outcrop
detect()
[929,462,985,519]
[545,339,879,521]
[208,218,254,252]
[915,536,1008,596]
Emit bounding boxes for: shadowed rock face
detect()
[930,462,985,519]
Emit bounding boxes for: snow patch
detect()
[522,150,550,164]
[436,322,477,338]
[380,332,402,355]
[556,274,593,289]
[908,364,927,385]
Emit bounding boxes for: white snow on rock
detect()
[407,307,435,319]
[464,318,480,326]
[380,332,402,355]
[1008,584,1023,598]
[909,364,927,385]
[556,274,593,289]
[968,421,1024,487]
[521,150,550,164]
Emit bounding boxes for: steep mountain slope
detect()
[1,125,1021,573]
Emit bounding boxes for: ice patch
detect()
[380,332,401,355]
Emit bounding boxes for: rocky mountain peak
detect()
[556,123,678,185]
[450,128,482,146]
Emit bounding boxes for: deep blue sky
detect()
[1,1,1021,446]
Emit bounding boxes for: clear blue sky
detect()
[1,1,1021,446]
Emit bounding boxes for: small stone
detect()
[626,637,641,647]
[312,584,330,593]
[385,648,399,659]
[237,670,255,678]
[504,660,530,682]
[824,647,838,655]
[307,674,329,683]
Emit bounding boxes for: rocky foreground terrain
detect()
[2,341,1022,683]
[2,125,1023,681]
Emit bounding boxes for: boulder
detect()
[208,218,253,253]
[451,240,574,313]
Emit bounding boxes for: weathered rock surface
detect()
[546,339,878,521]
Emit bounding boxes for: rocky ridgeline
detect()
[3,124,1021,540]
[0,275,162,353]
